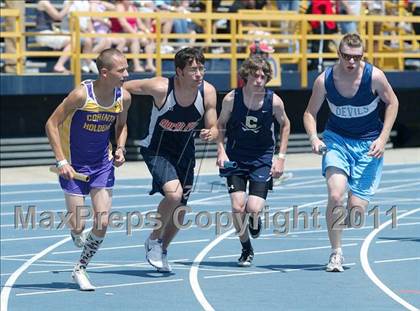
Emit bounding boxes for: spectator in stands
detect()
[303,33,399,273]
[308,0,338,71]
[228,0,267,30]
[275,0,300,49]
[276,0,299,11]
[229,0,267,12]
[337,0,361,34]
[409,0,420,42]
[217,55,290,267]
[90,0,127,53]
[34,0,72,74]
[111,0,156,72]
[366,0,385,65]
[140,0,175,53]
[171,0,197,44]
[3,0,25,74]
[60,0,98,73]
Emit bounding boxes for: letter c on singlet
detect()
[245,116,258,129]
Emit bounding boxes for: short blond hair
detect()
[339,33,364,51]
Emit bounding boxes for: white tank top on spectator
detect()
[61,0,90,32]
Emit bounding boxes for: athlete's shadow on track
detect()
[378,237,420,243]
[257,264,332,272]
[177,261,335,272]
[178,261,242,268]
[12,282,78,291]
[89,269,175,278]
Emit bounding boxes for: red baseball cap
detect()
[249,42,274,54]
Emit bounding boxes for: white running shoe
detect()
[144,238,163,269]
[273,172,293,186]
[72,267,95,291]
[326,252,344,272]
[71,230,88,248]
[157,251,172,273]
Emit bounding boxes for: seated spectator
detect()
[230,0,267,12]
[276,0,300,47]
[229,0,268,44]
[90,0,126,53]
[171,0,197,44]
[61,0,98,73]
[366,0,385,66]
[409,0,420,43]
[34,0,71,73]
[111,0,156,72]
[337,0,361,34]
[276,0,299,11]
[308,0,338,71]
[138,0,174,53]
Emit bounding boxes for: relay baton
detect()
[223,161,238,169]
[319,146,327,155]
[49,166,90,182]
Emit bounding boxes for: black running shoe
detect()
[248,216,262,239]
[237,248,254,267]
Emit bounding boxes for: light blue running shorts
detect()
[322,130,383,202]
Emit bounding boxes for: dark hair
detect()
[96,48,125,72]
[239,55,273,84]
[174,47,205,72]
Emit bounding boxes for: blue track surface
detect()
[1,164,419,311]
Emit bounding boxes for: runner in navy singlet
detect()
[124,47,218,272]
[217,56,290,266]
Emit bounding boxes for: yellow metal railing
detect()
[1,9,419,88]
[1,9,23,74]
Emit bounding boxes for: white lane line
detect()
[0,182,222,197]
[26,264,246,277]
[205,263,358,280]
[281,178,322,188]
[0,193,151,205]
[188,198,327,311]
[360,208,420,311]
[1,193,230,242]
[0,191,230,206]
[0,185,151,195]
[189,228,234,311]
[26,259,191,275]
[383,167,420,174]
[281,178,419,190]
[1,239,209,259]
[0,236,71,311]
[208,243,358,259]
[0,163,415,187]
[51,239,210,255]
[0,203,157,216]
[374,257,420,264]
[377,181,420,193]
[15,278,184,297]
